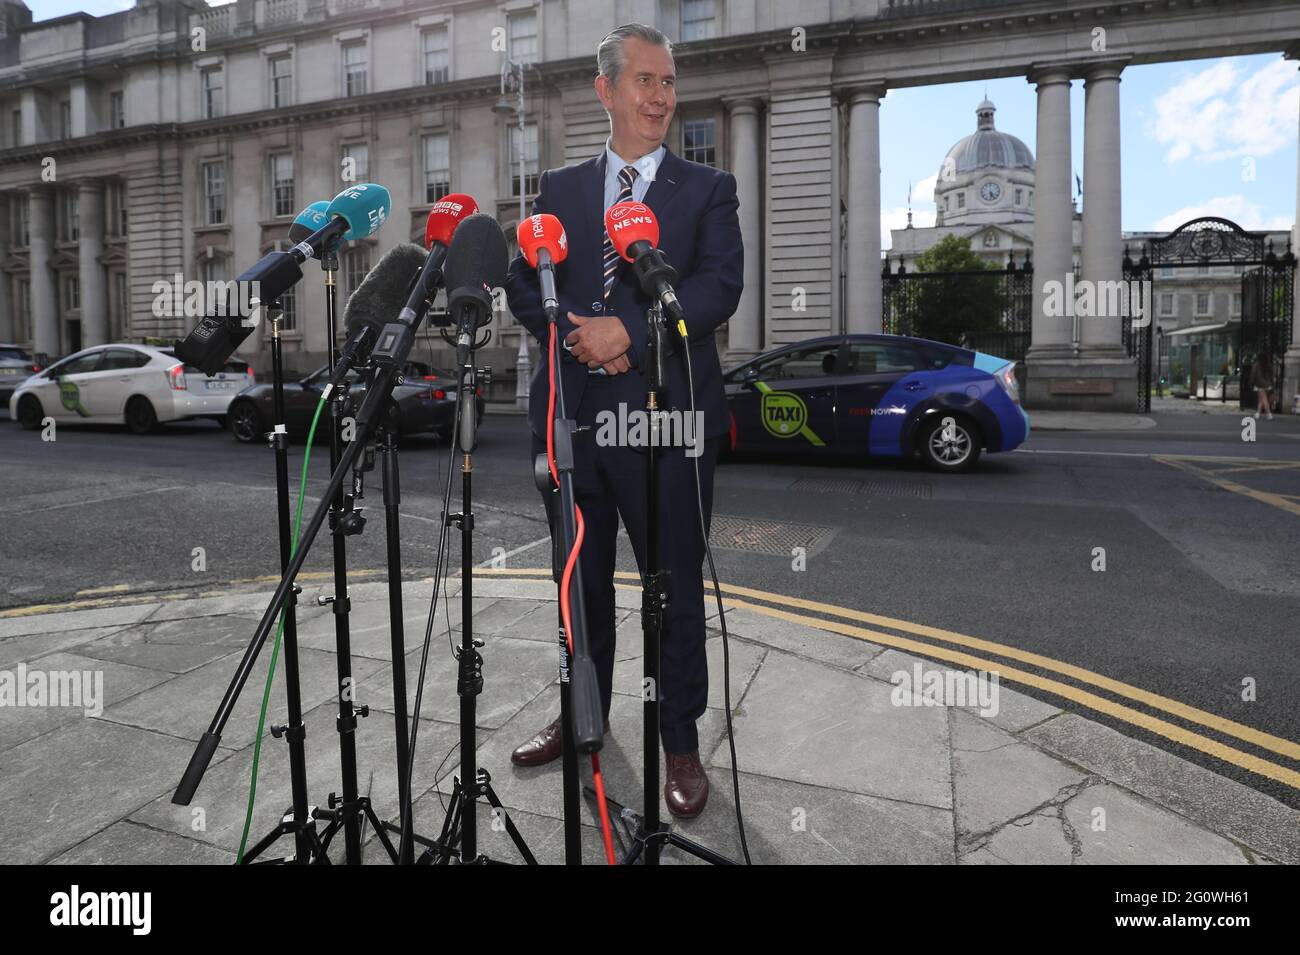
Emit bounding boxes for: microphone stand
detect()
[585,303,737,866]
[236,306,328,865]
[532,301,607,866]
[416,323,537,865]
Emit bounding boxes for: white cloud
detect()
[1152,195,1292,232]
[1147,58,1299,163]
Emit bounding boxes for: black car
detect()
[226,364,483,444]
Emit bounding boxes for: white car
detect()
[9,343,255,434]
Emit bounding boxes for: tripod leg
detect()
[481,784,538,865]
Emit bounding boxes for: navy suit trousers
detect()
[532,374,720,754]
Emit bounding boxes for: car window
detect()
[915,344,955,370]
[56,352,105,376]
[0,347,31,361]
[843,343,922,374]
[754,343,841,380]
[100,349,151,370]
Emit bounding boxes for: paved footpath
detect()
[0,572,1294,865]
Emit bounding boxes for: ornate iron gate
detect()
[1122,217,1295,413]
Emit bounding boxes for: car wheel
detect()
[16,394,43,431]
[918,413,981,473]
[125,396,160,435]
[229,401,264,443]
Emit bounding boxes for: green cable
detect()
[236,395,327,863]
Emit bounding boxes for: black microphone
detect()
[444,213,509,365]
[331,242,428,388]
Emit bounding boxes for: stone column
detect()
[846,86,884,333]
[1026,67,1074,361]
[725,97,763,361]
[1285,48,1300,413]
[28,188,57,361]
[78,180,109,347]
[1080,63,1126,354]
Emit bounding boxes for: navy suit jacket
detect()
[505,147,743,442]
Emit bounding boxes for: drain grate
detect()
[708,514,836,557]
[789,477,932,499]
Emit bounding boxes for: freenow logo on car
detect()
[49,885,151,935]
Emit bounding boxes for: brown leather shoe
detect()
[664,750,710,818]
[510,715,610,767]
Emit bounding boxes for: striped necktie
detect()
[602,164,638,306]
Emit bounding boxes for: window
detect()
[681,0,717,41]
[1196,263,1209,276]
[58,190,79,242]
[1159,265,1174,278]
[1028,191,1033,208]
[201,66,224,119]
[108,181,127,237]
[943,195,950,212]
[109,91,124,129]
[278,283,296,331]
[844,342,923,374]
[59,100,72,139]
[11,198,28,246]
[422,26,449,84]
[201,257,229,289]
[59,351,103,376]
[269,54,293,109]
[421,132,450,203]
[752,342,842,380]
[340,143,369,183]
[343,41,367,97]
[508,123,538,196]
[10,108,20,147]
[682,118,715,166]
[270,153,295,217]
[101,348,149,370]
[1014,188,1022,205]
[345,246,371,298]
[1160,293,1174,316]
[1195,292,1211,316]
[203,162,226,225]
[1231,292,1241,315]
[65,275,80,311]
[508,10,537,63]
[956,192,965,209]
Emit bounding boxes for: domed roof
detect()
[941,100,1034,176]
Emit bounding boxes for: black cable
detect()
[679,325,752,865]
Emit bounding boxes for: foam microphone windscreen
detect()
[342,242,428,339]
[516,213,568,267]
[288,200,331,244]
[604,201,660,261]
[444,214,509,293]
[425,193,479,248]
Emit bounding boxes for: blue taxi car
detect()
[723,334,1029,472]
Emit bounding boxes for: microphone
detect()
[604,201,684,323]
[445,213,509,364]
[515,213,568,323]
[350,197,483,434]
[333,242,428,384]
[288,200,331,244]
[290,182,391,263]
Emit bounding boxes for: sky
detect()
[25,3,1300,252]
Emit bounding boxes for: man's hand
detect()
[566,313,633,374]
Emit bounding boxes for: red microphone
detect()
[602,201,683,321]
[426,193,478,249]
[516,213,569,322]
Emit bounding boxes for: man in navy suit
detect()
[504,23,742,817]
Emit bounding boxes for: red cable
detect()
[548,323,618,865]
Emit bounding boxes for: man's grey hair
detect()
[597,23,673,87]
